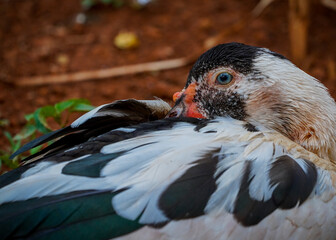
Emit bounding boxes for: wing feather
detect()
[0,190,143,240]
[1,117,335,239]
[11,99,171,162]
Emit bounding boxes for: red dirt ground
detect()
[1,0,336,151]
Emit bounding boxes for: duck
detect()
[0,42,335,240]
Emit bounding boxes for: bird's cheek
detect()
[185,102,205,118]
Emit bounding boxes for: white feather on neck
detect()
[246,52,336,163]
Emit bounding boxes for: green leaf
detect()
[24,113,34,122]
[40,105,58,118]
[56,99,93,113]
[29,145,43,155]
[13,139,22,153]
[14,125,37,141]
[70,103,95,112]
[4,131,15,149]
[66,99,94,112]
[0,152,20,169]
[55,100,75,114]
[3,132,22,165]
[33,108,53,134]
[0,98,95,169]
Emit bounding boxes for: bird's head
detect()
[168,42,336,162]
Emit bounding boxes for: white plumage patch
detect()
[247,142,280,201]
[102,122,224,223]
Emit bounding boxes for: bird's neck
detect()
[247,86,336,163]
[285,114,336,164]
[270,98,336,164]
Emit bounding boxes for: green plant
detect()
[0,99,95,172]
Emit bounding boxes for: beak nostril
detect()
[168,111,178,118]
[166,107,183,118]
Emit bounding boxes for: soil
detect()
[1,0,336,151]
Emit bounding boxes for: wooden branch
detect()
[289,0,310,65]
[15,57,194,86]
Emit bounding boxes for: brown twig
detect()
[15,56,195,86]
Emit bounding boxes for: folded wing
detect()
[11,99,171,163]
[1,117,334,239]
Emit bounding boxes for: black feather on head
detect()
[186,42,286,87]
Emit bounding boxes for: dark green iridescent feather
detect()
[0,190,143,240]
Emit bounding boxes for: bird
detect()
[0,42,336,240]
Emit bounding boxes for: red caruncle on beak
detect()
[168,83,206,119]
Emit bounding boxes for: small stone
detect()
[75,13,87,25]
[56,54,69,66]
[114,32,139,50]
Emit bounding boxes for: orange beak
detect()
[167,82,206,118]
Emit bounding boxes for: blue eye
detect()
[216,72,233,85]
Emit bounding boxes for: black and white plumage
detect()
[1,42,336,240]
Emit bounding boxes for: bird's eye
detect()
[216,72,233,85]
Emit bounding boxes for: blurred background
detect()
[0,0,336,169]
